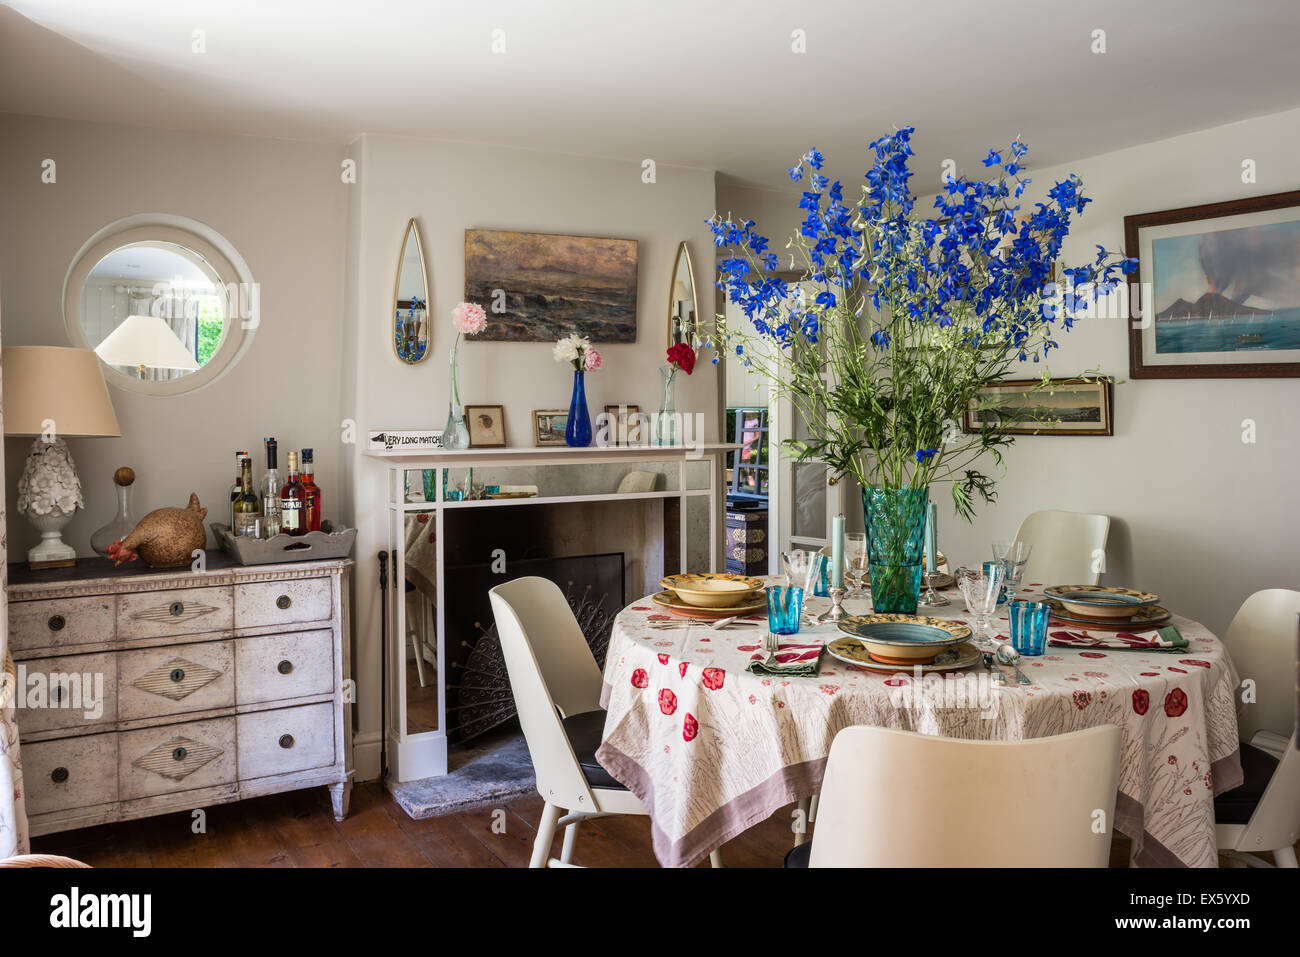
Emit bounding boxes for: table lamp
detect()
[93,314,200,378]
[3,346,121,567]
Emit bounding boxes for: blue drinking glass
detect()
[1008,600,1051,656]
[767,585,804,636]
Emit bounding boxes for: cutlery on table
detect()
[995,642,1031,684]
[981,651,1007,685]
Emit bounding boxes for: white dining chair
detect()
[1214,589,1300,867]
[489,576,722,868]
[1013,509,1110,586]
[785,724,1121,867]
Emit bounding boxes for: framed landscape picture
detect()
[532,409,568,446]
[464,229,638,342]
[962,378,1113,436]
[1125,190,1300,378]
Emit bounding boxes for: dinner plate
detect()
[1044,599,1172,630]
[659,572,765,608]
[650,590,767,619]
[825,638,982,674]
[836,614,972,664]
[1043,584,1160,619]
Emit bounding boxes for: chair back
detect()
[1013,509,1110,586]
[489,577,603,810]
[1222,589,1300,741]
[808,725,1121,867]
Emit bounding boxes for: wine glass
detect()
[957,564,1005,645]
[991,541,1033,603]
[843,532,868,598]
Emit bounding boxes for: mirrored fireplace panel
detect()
[402,509,440,736]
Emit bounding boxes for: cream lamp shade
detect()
[2,345,121,437]
[673,279,691,302]
[94,314,201,373]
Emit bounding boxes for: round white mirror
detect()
[63,215,258,395]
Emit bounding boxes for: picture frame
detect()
[532,409,568,446]
[962,378,1113,436]
[465,405,507,447]
[603,404,642,445]
[1124,189,1300,378]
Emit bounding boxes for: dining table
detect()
[596,579,1244,869]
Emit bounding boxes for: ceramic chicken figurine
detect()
[108,493,207,567]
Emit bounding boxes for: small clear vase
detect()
[861,485,929,614]
[442,344,470,450]
[655,365,679,446]
[91,477,136,558]
[565,369,592,447]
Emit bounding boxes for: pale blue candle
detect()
[925,502,938,574]
[830,513,845,589]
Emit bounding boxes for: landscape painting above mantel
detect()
[464,229,638,342]
[1126,190,1300,378]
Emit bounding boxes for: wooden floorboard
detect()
[29,781,1298,868]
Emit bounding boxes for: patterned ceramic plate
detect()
[659,572,766,608]
[835,614,972,664]
[650,590,767,620]
[825,638,982,674]
[1043,584,1160,619]
[1045,599,1172,629]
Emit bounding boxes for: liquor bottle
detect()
[229,450,248,529]
[233,456,262,537]
[280,451,307,537]
[301,448,322,532]
[260,437,282,538]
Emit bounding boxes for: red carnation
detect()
[666,343,696,375]
[631,668,649,689]
[701,667,725,691]
[1164,688,1189,717]
[1132,689,1150,715]
[658,688,678,715]
[679,662,689,678]
[683,713,698,742]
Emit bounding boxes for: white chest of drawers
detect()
[6,555,352,837]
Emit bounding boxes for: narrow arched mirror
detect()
[667,241,698,351]
[394,219,430,363]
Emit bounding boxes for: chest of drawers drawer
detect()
[117,639,235,720]
[22,734,119,814]
[118,586,234,640]
[235,629,334,705]
[235,577,332,630]
[118,715,237,800]
[13,651,118,735]
[237,702,335,779]
[9,596,114,652]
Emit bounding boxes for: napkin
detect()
[747,640,824,676]
[1048,625,1188,652]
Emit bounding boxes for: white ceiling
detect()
[3,0,1299,190]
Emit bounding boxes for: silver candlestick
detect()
[922,571,951,606]
[816,586,847,624]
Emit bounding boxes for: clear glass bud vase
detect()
[91,474,136,557]
[654,365,679,446]
[442,345,470,450]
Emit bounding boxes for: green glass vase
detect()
[861,486,929,614]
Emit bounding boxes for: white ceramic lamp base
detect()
[26,506,78,568]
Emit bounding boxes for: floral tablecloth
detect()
[597,583,1243,869]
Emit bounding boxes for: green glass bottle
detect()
[233,455,262,537]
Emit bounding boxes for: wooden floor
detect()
[30,782,1292,867]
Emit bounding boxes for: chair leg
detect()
[793,797,811,847]
[708,849,723,868]
[560,821,580,864]
[1275,845,1298,868]
[531,802,561,868]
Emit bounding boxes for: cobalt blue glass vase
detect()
[565,369,592,447]
[861,486,929,614]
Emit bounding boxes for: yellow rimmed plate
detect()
[1043,585,1160,619]
[659,572,765,608]
[835,613,973,665]
[825,638,982,674]
[650,590,767,619]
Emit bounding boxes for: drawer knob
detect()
[47,614,66,632]
[169,601,185,617]
[51,766,69,784]
[279,734,295,749]
[172,747,188,762]
[170,668,185,683]
[276,595,292,610]
[277,659,294,675]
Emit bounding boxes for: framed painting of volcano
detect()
[1125,190,1300,378]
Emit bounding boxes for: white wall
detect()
[342,134,721,776]
[0,112,348,557]
[935,110,1300,634]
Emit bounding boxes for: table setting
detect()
[596,541,1244,870]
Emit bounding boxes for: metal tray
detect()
[210,522,356,565]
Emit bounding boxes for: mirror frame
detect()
[62,213,259,396]
[393,218,431,364]
[666,241,699,352]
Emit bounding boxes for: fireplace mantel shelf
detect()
[364,443,737,467]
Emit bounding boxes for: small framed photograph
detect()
[961,378,1113,436]
[532,409,568,446]
[604,404,642,445]
[466,405,506,447]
